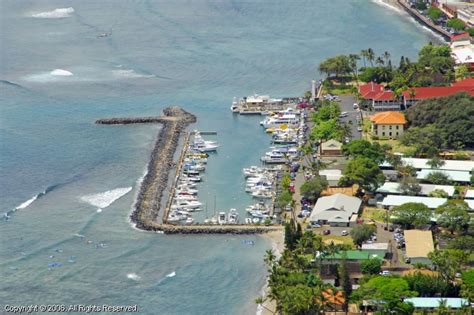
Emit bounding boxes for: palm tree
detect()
[376,56,384,67]
[360,49,368,68]
[367,48,375,67]
[383,51,391,66]
[254,297,276,314]
[264,249,277,269]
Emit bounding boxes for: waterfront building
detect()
[309,193,361,227]
[369,111,406,139]
[404,230,434,265]
[450,33,474,70]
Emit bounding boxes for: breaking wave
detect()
[370,0,402,13]
[112,69,155,79]
[126,273,141,281]
[30,7,74,19]
[80,187,132,209]
[12,184,60,212]
[51,69,73,76]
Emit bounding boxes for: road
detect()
[337,95,363,141]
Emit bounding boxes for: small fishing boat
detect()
[218,211,227,225]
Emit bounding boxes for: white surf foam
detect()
[14,195,39,211]
[81,187,132,209]
[126,273,141,281]
[166,271,176,278]
[370,0,402,13]
[51,69,73,76]
[31,7,74,19]
[112,69,155,79]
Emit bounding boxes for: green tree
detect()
[425,171,452,185]
[300,176,328,202]
[428,188,448,198]
[447,18,466,31]
[338,259,351,311]
[447,236,474,254]
[436,200,471,235]
[467,27,474,37]
[399,175,422,196]
[427,156,445,169]
[318,55,352,78]
[427,7,442,21]
[455,64,470,80]
[339,157,385,191]
[360,257,382,275]
[415,0,427,10]
[400,125,444,157]
[341,139,386,163]
[428,249,469,283]
[404,272,460,297]
[391,202,431,229]
[460,269,474,302]
[312,101,341,122]
[354,276,416,313]
[311,119,343,143]
[350,224,376,248]
[277,190,293,209]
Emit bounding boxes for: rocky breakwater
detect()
[95,106,196,230]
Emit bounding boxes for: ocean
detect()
[0,1,437,314]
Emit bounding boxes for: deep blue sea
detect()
[1,1,437,314]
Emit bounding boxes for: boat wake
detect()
[126,273,141,281]
[30,7,75,19]
[51,69,73,76]
[111,69,155,79]
[80,187,132,209]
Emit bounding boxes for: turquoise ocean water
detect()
[1,1,437,314]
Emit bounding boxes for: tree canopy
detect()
[436,200,471,235]
[446,18,466,31]
[339,157,385,191]
[391,202,431,229]
[404,93,474,149]
[360,257,382,275]
[350,224,376,248]
[341,139,386,163]
[300,176,328,202]
[318,55,352,78]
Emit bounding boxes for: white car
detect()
[357,127,363,132]
[353,103,359,109]
[341,230,349,236]
[380,270,390,276]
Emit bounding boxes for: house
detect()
[318,250,383,287]
[380,157,474,172]
[404,230,434,265]
[320,139,343,156]
[361,243,390,258]
[358,78,474,110]
[376,182,455,197]
[380,195,447,209]
[309,193,361,227]
[370,111,406,139]
[319,169,342,186]
[403,298,470,311]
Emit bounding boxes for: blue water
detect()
[1,1,436,314]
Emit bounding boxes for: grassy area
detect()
[373,139,415,155]
[322,235,355,248]
[362,207,388,223]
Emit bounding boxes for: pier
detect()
[397,0,451,41]
[96,106,281,234]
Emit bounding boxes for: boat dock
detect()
[96,107,281,234]
[233,96,303,115]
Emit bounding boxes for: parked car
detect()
[341,230,349,236]
[322,229,331,235]
[339,112,348,118]
[380,270,390,276]
[311,223,322,228]
[357,127,363,132]
[353,103,359,109]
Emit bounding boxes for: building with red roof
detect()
[359,78,474,110]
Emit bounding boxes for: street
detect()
[337,95,363,141]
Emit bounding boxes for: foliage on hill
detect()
[403,93,474,149]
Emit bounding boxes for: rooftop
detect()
[465,189,474,199]
[416,169,471,182]
[403,297,469,309]
[324,250,383,261]
[370,111,406,125]
[404,230,434,258]
[321,139,342,150]
[358,82,384,99]
[376,182,455,197]
[381,195,447,209]
[381,157,474,172]
[402,86,474,99]
[310,193,361,223]
[361,243,389,251]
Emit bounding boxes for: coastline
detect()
[257,230,285,315]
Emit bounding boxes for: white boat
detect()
[191,132,219,152]
[228,209,239,224]
[260,114,300,129]
[252,217,260,224]
[185,217,194,225]
[261,150,295,164]
[218,211,227,225]
[210,216,218,224]
[245,218,253,224]
[177,182,197,188]
[231,97,240,113]
[176,188,198,195]
[252,190,273,199]
[171,200,202,209]
[181,175,201,182]
[174,194,198,201]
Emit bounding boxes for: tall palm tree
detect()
[367,48,375,67]
[376,56,385,67]
[360,49,368,68]
[383,51,391,66]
